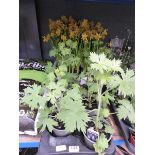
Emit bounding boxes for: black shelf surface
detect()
[37,130,116,155]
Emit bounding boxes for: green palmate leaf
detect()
[93,133,109,154]
[49,48,59,57]
[90,52,122,74]
[58,42,65,50]
[117,99,135,124]
[104,124,114,134]
[65,39,72,47]
[71,41,78,49]
[59,65,68,73]
[62,47,71,56]
[58,42,71,56]
[41,118,58,132]
[65,55,81,66]
[37,108,58,132]
[46,91,56,103]
[64,88,81,101]
[57,103,89,133]
[87,82,98,94]
[64,73,78,84]
[47,79,67,102]
[66,39,77,49]
[79,87,88,97]
[55,65,67,77]
[110,59,122,72]
[45,61,54,73]
[101,108,110,118]
[102,91,115,105]
[72,83,80,89]
[57,89,89,133]
[47,81,57,90]
[47,72,55,81]
[111,69,135,97]
[20,84,49,110]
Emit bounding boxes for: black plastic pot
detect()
[37,130,115,155]
[109,103,135,154]
[83,119,112,151]
[83,132,112,150]
[86,109,97,117]
[52,127,71,137]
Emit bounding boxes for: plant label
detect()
[69,146,79,152]
[56,145,67,152]
[87,128,99,142]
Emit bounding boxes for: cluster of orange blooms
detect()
[43,16,108,43]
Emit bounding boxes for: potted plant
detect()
[78,70,98,116]
[83,52,124,155]
[110,68,135,143]
[109,68,135,153]
[42,16,109,73]
[20,62,90,137]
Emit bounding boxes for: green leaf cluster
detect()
[111,69,135,97]
[20,84,48,110]
[93,133,109,155]
[57,88,90,133]
[117,99,135,124]
[37,107,58,132]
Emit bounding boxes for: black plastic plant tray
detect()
[37,130,115,155]
[109,103,135,154]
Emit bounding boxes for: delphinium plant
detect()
[86,52,135,154]
[20,62,89,134]
[82,52,124,154]
[110,68,135,145]
[111,69,135,128]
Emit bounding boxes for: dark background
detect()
[19,0,135,60]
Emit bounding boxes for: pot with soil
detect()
[49,113,71,137]
[53,121,71,137]
[84,100,98,116]
[83,120,113,150]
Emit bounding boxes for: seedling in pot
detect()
[79,71,98,115]
[109,63,135,148]
[20,62,90,135]
[111,69,135,129]
[83,52,124,154]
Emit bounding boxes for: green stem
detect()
[54,101,60,113]
[96,81,103,130]
[72,67,74,73]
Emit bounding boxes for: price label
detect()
[69,146,79,152]
[56,145,66,152]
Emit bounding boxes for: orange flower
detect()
[42,34,50,43]
[80,19,89,30]
[55,29,61,36]
[94,33,102,40]
[81,33,88,42]
[74,27,79,35]
[61,16,68,23]
[69,31,75,38]
[103,29,108,36]
[61,35,67,41]
[68,16,75,24]
[48,19,55,31]
[95,22,102,29]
